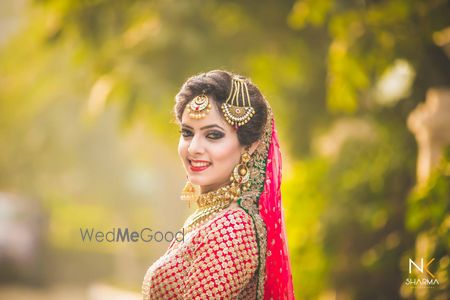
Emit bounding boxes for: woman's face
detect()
[178,99,245,193]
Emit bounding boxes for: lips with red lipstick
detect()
[188,159,212,172]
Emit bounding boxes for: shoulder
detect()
[208,207,255,233]
[192,207,257,250]
[191,207,259,261]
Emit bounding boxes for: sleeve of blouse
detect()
[182,209,259,299]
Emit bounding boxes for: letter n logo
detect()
[409,258,435,278]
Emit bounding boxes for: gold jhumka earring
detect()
[180,180,197,208]
[230,149,252,194]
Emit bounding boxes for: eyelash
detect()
[179,129,224,140]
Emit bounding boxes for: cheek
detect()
[178,138,188,160]
[210,140,241,167]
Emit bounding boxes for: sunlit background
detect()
[0,1,449,299]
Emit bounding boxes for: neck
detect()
[199,180,231,194]
[196,183,239,208]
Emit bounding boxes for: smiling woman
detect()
[178,103,245,193]
[142,70,295,299]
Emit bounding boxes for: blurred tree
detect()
[286,0,450,299]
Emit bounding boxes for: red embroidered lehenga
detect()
[142,105,295,299]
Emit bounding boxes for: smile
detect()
[188,159,211,172]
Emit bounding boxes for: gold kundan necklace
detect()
[183,184,240,233]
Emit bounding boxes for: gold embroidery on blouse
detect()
[142,209,259,300]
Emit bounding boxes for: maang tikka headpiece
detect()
[187,91,211,119]
[221,77,255,127]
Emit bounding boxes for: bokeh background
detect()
[0,0,449,299]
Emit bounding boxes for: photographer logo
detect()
[405,257,439,288]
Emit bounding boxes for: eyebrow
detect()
[181,124,225,131]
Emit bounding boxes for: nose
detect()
[187,134,205,155]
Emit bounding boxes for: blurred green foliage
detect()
[403,155,450,299]
[0,0,449,298]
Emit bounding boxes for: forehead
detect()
[181,98,231,130]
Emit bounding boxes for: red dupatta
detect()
[259,120,295,299]
[238,113,295,299]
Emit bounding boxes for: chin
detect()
[188,175,211,187]
[185,163,214,186]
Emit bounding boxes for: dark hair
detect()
[174,70,268,146]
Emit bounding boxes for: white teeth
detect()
[190,161,210,167]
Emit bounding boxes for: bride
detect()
[142,70,295,299]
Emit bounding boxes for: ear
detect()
[244,140,261,156]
